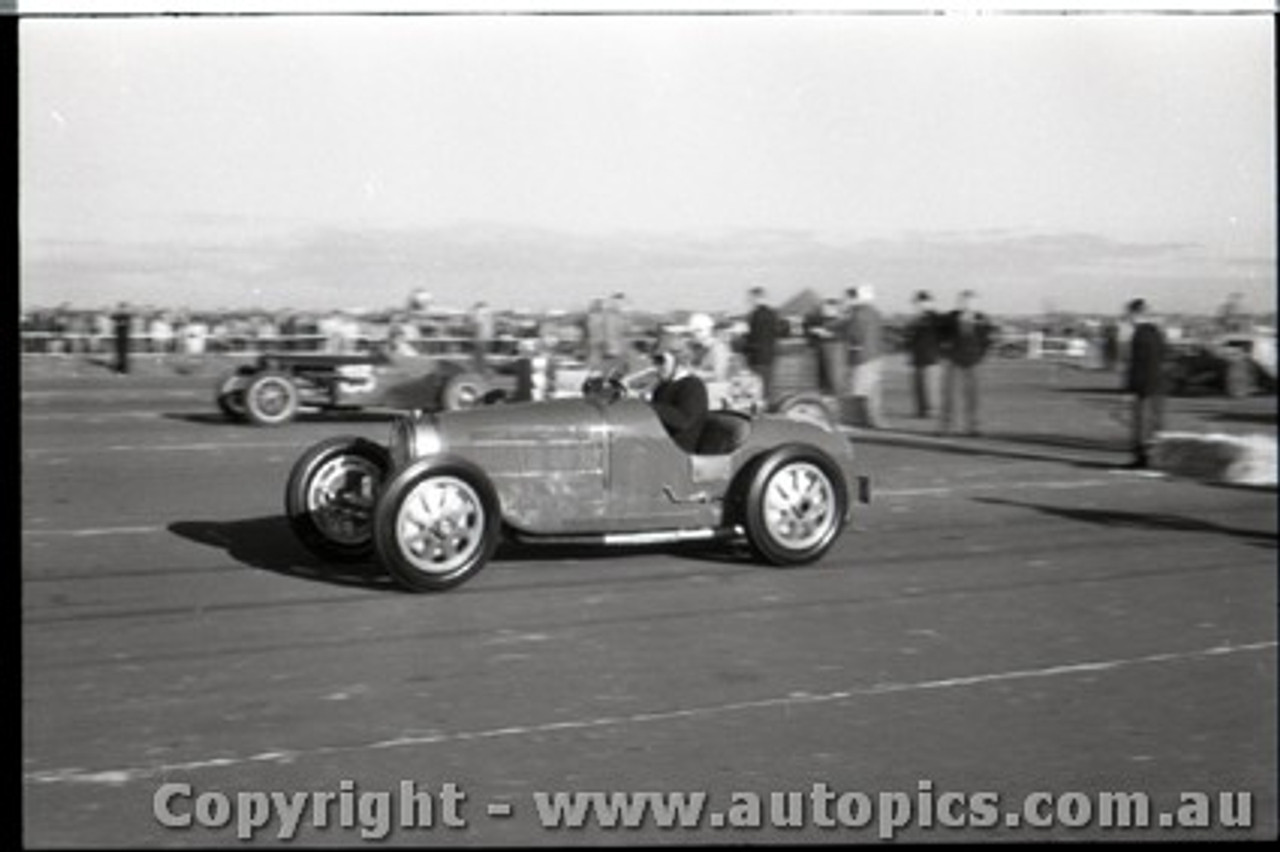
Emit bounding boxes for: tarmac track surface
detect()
[21,363,1278,845]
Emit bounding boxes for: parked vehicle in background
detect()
[1166,330,1277,398]
[215,351,531,425]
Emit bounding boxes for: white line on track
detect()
[22,526,165,538]
[23,441,303,456]
[23,640,1276,787]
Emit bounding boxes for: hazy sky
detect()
[20,11,1277,316]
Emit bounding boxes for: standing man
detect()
[471,301,494,372]
[743,286,781,402]
[938,289,993,436]
[110,301,133,375]
[1125,298,1167,469]
[841,284,885,429]
[905,290,941,418]
[602,291,630,372]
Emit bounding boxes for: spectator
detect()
[1125,298,1167,469]
[110,301,133,374]
[688,312,732,383]
[584,297,607,370]
[937,289,995,436]
[182,315,209,355]
[743,286,782,401]
[839,284,886,429]
[801,299,834,392]
[602,292,629,368]
[149,311,175,354]
[905,290,942,418]
[471,301,494,371]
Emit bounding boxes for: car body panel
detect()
[415,396,858,536]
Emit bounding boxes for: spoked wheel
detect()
[374,461,500,592]
[286,437,390,561]
[440,372,488,411]
[244,373,300,426]
[740,446,848,566]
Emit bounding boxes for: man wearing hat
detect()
[1124,298,1166,468]
[905,290,942,418]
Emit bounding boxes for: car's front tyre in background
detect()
[244,372,300,426]
[373,459,500,591]
[215,370,250,421]
[738,445,848,566]
[286,436,390,562]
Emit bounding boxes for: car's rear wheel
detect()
[286,437,390,561]
[244,372,300,425]
[374,461,500,591]
[739,446,847,566]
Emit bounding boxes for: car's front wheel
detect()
[739,446,847,566]
[215,370,249,421]
[374,460,500,591]
[286,436,390,561]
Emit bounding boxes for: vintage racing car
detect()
[1166,331,1277,398]
[216,351,526,425]
[284,379,869,591]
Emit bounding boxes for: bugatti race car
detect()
[216,351,526,425]
[285,378,869,592]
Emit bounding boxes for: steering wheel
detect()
[582,367,633,403]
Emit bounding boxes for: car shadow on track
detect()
[168,518,760,594]
[168,517,403,591]
[973,497,1278,548]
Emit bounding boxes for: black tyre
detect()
[373,459,500,592]
[439,372,488,411]
[214,371,248,421]
[773,393,836,430]
[286,437,390,561]
[244,372,300,426]
[737,445,848,566]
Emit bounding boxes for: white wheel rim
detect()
[307,455,381,545]
[762,461,838,551]
[252,378,294,420]
[395,476,486,575]
[453,384,481,408]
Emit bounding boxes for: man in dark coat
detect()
[905,290,942,418]
[1125,298,1167,468]
[110,301,133,375]
[937,290,994,436]
[743,286,781,401]
[650,348,709,454]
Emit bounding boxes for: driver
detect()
[650,347,709,453]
